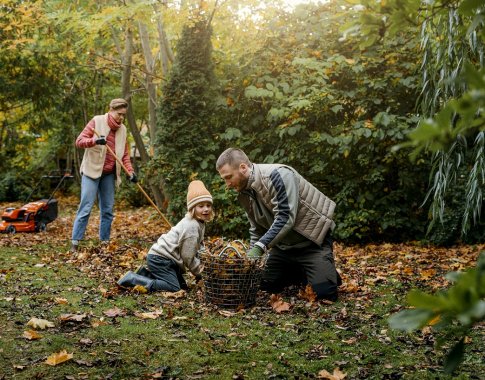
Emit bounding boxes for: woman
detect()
[71,98,137,252]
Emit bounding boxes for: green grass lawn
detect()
[1,221,484,379]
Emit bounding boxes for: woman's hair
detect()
[188,203,215,222]
[216,148,251,170]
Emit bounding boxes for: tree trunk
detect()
[155,6,174,76]
[117,22,166,210]
[138,21,158,145]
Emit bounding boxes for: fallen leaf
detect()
[132,284,148,294]
[298,284,317,303]
[341,337,357,344]
[91,319,109,328]
[270,294,291,313]
[27,317,55,329]
[134,309,163,319]
[59,313,87,322]
[317,368,347,379]
[160,290,186,299]
[103,307,126,318]
[45,350,73,366]
[420,268,436,280]
[218,310,236,317]
[23,330,42,340]
[79,338,93,345]
[54,297,69,305]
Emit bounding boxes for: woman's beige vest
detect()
[79,114,127,187]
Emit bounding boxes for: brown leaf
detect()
[269,294,291,313]
[298,284,317,303]
[45,350,73,366]
[103,307,126,318]
[317,368,347,379]
[23,330,42,340]
[91,319,109,328]
[160,290,186,299]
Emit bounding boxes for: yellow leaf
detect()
[427,315,441,326]
[132,285,148,294]
[54,297,69,305]
[23,330,42,340]
[318,367,347,379]
[27,317,55,329]
[45,350,73,366]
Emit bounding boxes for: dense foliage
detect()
[0,0,483,245]
[209,2,431,242]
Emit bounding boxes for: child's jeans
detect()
[146,254,187,292]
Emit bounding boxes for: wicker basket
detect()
[201,242,264,309]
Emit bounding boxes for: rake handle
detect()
[92,129,172,228]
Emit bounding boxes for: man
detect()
[216,148,341,301]
[70,98,137,252]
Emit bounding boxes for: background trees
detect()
[1,0,483,245]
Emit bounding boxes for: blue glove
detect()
[247,245,264,259]
[95,136,107,145]
[129,173,138,183]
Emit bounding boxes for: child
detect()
[117,180,213,292]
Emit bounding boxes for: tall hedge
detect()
[154,17,224,225]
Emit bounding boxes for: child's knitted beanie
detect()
[187,180,212,210]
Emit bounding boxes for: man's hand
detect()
[247,245,264,259]
[95,136,107,145]
[129,173,138,183]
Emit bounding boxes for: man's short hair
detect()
[216,148,251,170]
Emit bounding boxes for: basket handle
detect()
[231,240,248,251]
[218,245,243,258]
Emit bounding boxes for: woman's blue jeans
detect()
[71,173,115,242]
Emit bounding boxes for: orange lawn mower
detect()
[0,172,73,234]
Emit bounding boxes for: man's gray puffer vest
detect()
[239,163,336,247]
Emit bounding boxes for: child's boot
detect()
[135,265,154,278]
[117,271,154,290]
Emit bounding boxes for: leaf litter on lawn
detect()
[1,195,484,379]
